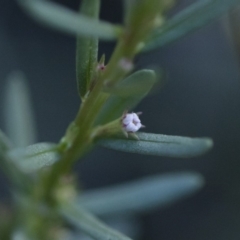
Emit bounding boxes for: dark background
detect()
[1,0,240,239]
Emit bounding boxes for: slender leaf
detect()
[95,70,156,125]
[70,217,140,240]
[99,132,213,158]
[143,0,240,51]
[60,205,132,240]
[0,131,30,190]
[8,143,60,173]
[4,71,37,147]
[77,173,204,216]
[17,0,122,40]
[76,0,100,98]
[0,130,12,153]
[69,233,92,240]
[103,69,157,97]
[12,231,30,240]
[104,216,141,239]
[0,130,12,172]
[0,130,15,168]
[123,0,138,25]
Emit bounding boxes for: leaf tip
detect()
[200,137,214,153]
[184,172,205,189]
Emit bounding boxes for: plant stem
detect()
[35,2,160,231]
[40,34,134,204]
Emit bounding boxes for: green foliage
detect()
[123,0,138,25]
[4,72,37,147]
[99,132,213,158]
[60,205,132,240]
[17,0,122,39]
[0,130,31,191]
[76,0,100,98]
[143,0,240,51]
[96,70,156,125]
[3,0,236,238]
[78,173,204,216]
[8,143,60,173]
[0,130,12,154]
[0,130,12,173]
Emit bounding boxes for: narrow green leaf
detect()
[12,231,30,240]
[0,130,12,154]
[8,143,60,173]
[99,132,213,158]
[76,0,100,98]
[0,130,31,190]
[0,130,12,172]
[60,204,132,240]
[17,0,122,40]
[4,71,37,147]
[104,216,141,239]
[104,69,157,97]
[77,173,204,216]
[143,0,240,51]
[123,0,138,25]
[68,218,140,240]
[95,70,156,125]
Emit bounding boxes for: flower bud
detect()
[122,112,143,133]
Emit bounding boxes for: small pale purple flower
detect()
[122,112,143,133]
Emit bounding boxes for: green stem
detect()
[40,20,154,205]
[40,36,133,204]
